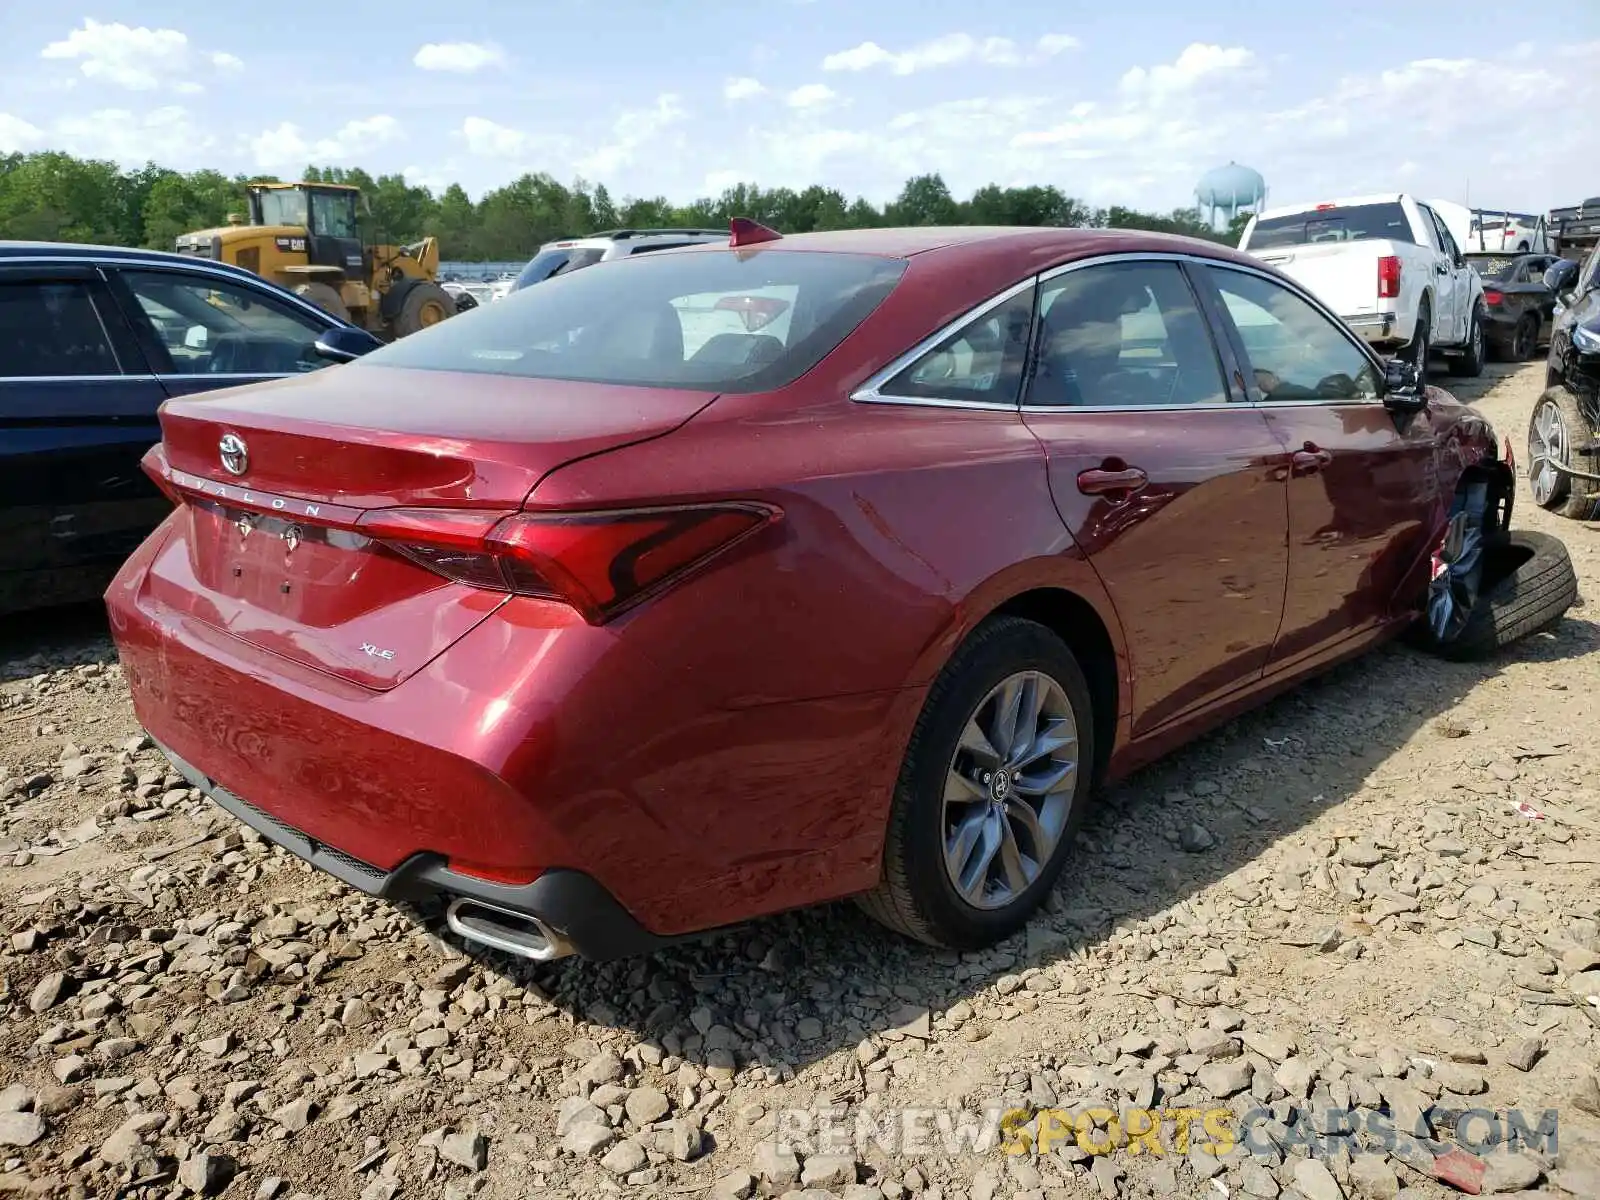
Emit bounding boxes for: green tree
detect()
[886,174,959,226]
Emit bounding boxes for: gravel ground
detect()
[3,360,1600,1200]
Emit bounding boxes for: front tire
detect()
[294,281,350,323]
[391,282,454,337]
[1415,531,1577,661]
[1449,304,1486,377]
[857,617,1095,950]
[1528,387,1600,519]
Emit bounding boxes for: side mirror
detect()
[1544,259,1580,294]
[314,325,384,363]
[1381,356,1426,413]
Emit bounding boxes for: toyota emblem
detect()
[219,433,248,476]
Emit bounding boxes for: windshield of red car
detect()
[361,249,907,393]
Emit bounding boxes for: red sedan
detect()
[107,222,1515,961]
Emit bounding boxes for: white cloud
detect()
[576,94,687,178]
[724,76,767,101]
[459,116,531,157]
[56,106,212,165]
[1119,43,1256,99]
[413,42,505,73]
[251,114,402,171]
[0,113,45,153]
[1035,34,1080,57]
[822,31,1075,75]
[786,83,839,111]
[40,19,242,92]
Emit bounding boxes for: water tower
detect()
[1196,162,1267,231]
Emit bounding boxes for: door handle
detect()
[1291,444,1333,475]
[1077,465,1149,497]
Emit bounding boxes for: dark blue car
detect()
[0,242,382,616]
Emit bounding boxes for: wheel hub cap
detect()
[1529,399,1569,507]
[942,670,1079,910]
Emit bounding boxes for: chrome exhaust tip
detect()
[444,896,575,962]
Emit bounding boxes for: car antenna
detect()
[729,217,782,248]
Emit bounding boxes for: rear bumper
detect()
[106,512,903,947]
[1342,311,1405,348]
[157,740,670,960]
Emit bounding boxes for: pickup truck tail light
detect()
[1483,290,1503,307]
[1378,255,1402,300]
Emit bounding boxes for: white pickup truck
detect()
[1237,193,1486,378]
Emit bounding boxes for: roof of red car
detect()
[718,225,1257,268]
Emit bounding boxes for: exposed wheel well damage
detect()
[1426,454,1515,645]
[990,588,1118,788]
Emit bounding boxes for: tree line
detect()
[0,150,1250,262]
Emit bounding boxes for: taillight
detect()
[1378,255,1402,299]
[1483,290,1503,306]
[141,444,183,505]
[357,504,779,622]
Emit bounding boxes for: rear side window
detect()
[1027,262,1230,408]
[513,248,605,290]
[0,281,120,378]
[1248,203,1417,249]
[362,250,908,393]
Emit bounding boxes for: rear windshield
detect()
[1466,255,1518,281]
[1248,203,1416,249]
[512,247,605,291]
[359,250,907,393]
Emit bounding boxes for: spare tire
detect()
[1416,530,1578,661]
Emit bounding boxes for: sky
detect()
[2,3,1599,216]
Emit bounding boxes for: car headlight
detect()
[1573,325,1600,354]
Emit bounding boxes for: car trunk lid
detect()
[144,366,717,689]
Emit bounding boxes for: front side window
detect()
[360,250,907,393]
[1026,261,1229,408]
[310,191,358,240]
[879,287,1034,405]
[255,189,308,228]
[0,280,120,378]
[1206,267,1380,402]
[120,270,332,376]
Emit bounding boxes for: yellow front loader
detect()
[175,182,456,338]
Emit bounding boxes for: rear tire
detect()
[1407,302,1432,378]
[1415,531,1577,661]
[857,617,1095,950]
[1527,387,1600,519]
[294,281,350,323]
[1510,314,1539,362]
[391,282,454,337]
[1448,304,1486,377]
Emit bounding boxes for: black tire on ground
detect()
[1416,531,1578,662]
[856,616,1096,950]
[1527,387,1600,519]
[294,281,350,323]
[391,282,454,338]
[1448,303,1486,377]
[1511,314,1539,362]
[1407,302,1431,378]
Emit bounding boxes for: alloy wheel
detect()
[1529,397,1570,508]
[941,670,1078,910]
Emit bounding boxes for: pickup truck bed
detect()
[1550,197,1600,259]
